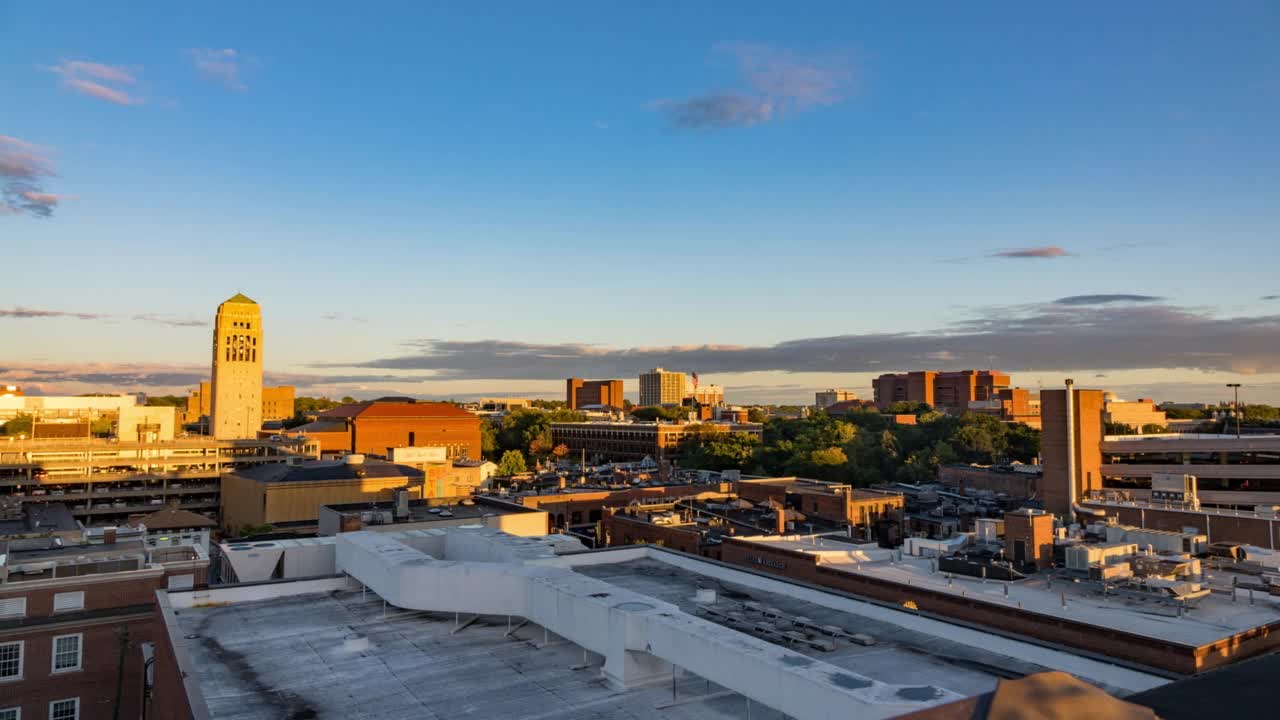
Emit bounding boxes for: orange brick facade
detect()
[873,370,1010,413]
[566,378,625,410]
[1041,388,1105,518]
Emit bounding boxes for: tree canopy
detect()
[496,449,528,476]
[678,410,1039,487]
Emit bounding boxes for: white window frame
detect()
[0,640,23,682]
[52,591,85,613]
[48,698,78,720]
[51,633,82,673]
[0,597,24,620]
[0,706,20,720]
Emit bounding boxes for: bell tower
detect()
[211,293,263,440]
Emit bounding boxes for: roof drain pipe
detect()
[1064,378,1105,525]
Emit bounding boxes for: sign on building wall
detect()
[389,446,448,464]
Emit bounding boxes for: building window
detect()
[0,707,18,720]
[53,591,85,613]
[0,641,21,680]
[49,699,79,720]
[52,634,82,673]
[0,597,24,620]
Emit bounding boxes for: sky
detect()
[2,1,1279,405]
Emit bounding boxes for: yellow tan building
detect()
[183,381,296,427]
[219,455,423,533]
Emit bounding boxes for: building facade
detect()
[1103,394,1168,431]
[815,389,858,409]
[183,381,295,427]
[688,384,725,407]
[210,293,263,440]
[0,530,208,720]
[565,379,625,410]
[302,400,482,459]
[1040,384,1106,519]
[550,421,763,463]
[873,370,1010,413]
[638,368,686,407]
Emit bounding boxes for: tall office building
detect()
[211,293,263,439]
[815,389,858,409]
[638,368,686,407]
[566,378,625,409]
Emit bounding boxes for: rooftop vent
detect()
[344,454,366,466]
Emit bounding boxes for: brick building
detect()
[0,529,208,720]
[181,381,296,427]
[873,370,1011,413]
[1040,383,1106,518]
[550,421,763,463]
[297,400,482,458]
[565,378,625,410]
[735,477,904,528]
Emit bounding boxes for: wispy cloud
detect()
[1263,295,1279,301]
[991,246,1071,259]
[0,363,429,395]
[1,307,102,320]
[0,135,63,218]
[656,43,853,130]
[315,302,1280,379]
[132,314,209,328]
[45,59,142,106]
[1053,294,1163,306]
[186,48,253,91]
[320,312,368,323]
[1,307,207,326]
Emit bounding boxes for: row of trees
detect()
[679,408,1041,486]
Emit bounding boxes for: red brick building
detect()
[297,400,482,459]
[565,378,625,410]
[873,370,1011,413]
[0,531,208,720]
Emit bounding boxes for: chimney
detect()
[104,527,117,545]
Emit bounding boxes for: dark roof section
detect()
[0,502,79,537]
[316,401,474,420]
[1128,650,1280,720]
[128,506,217,531]
[233,459,424,484]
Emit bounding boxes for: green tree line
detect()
[678,408,1040,486]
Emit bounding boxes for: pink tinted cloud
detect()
[46,59,143,105]
[991,246,1071,259]
[0,135,55,179]
[63,78,138,106]
[0,135,64,218]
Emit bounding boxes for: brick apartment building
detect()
[292,400,482,459]
[873,370,1010,413]
[565,378,625,410]
[0,525,208,720]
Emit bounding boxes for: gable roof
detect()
[222,292,257,305]
[317,401,474,420]
[129,506,217,531]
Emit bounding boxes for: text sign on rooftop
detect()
[389,446,447,464]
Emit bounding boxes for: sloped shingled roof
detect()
[316,401,474,420]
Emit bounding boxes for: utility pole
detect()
[1227,383,1242,439]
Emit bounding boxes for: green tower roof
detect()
[223,292,257,305]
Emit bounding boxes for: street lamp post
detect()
[1226,383,1242,439]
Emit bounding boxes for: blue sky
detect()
[2,1,1279,403]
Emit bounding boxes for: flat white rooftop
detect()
[749,535,1280,647]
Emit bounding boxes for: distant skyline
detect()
[3,2,1279,404]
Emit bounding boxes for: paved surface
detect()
[578,558,1053,700]
[176,588,795,720]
